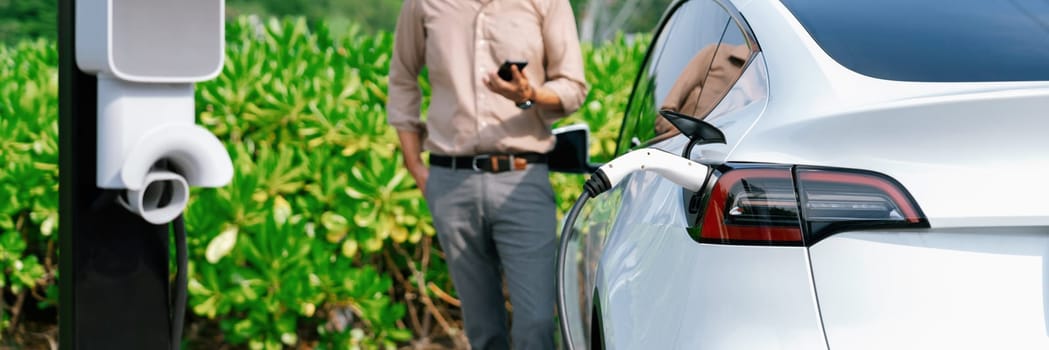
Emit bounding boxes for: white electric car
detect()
[558,0,1049,349]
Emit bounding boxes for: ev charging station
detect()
[59,0,231,347]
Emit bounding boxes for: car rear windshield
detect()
[780,0,1049,82]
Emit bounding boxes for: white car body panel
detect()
[810,229,1049,349]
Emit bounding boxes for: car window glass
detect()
[616,0,754,156]
[704,52,768,125]
[615,14,675,156]
[701,20,765,123]
[781,0,1049,82]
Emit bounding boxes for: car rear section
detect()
[735,0,1049,346]
[719,87,1049,349]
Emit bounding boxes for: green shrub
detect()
[0,17,648,348]
[0,39,58,343]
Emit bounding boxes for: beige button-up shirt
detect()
[387,0,588,156]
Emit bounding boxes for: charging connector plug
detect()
[584,148,707,197]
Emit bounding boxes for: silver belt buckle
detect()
[471,154,490,172]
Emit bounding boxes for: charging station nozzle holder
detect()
[76,0,231,224]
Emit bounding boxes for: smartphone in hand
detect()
[498,60,528,81]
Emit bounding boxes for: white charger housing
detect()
[76,0,225,82]
[76,0,232,224]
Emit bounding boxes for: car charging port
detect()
[557,147,711,350]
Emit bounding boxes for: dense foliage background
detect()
[0,15,648,348]
[0,0,672,45]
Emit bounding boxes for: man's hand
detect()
[406,160,429,194]
[484,65,566,112]
[484,65,534,104]
[395,129,428,194]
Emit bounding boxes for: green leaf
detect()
[281,332,298,346]
[187,278,211,296]
[39,213,56,236]
[0,231,26,256]
[322,211,349,243]
[341,239,358,258]
[205,225,239,263]
[387,328,412,342]
[300,302,316,317]
[273,195,292,225]
[234,318,257,338]
[193,295,220,319]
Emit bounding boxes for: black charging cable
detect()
[557,170,613,350]
[171,215,188,350]
[556,191,590,350]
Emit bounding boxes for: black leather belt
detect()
[430,153,548,173]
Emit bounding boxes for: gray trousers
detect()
[425,163,557,350]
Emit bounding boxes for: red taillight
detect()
[796,168,927,242]
[699,168,803,245]
[693,165,927,246]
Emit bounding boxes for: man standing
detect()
[386,0,587,348]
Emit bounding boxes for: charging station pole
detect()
[59,0,173,347]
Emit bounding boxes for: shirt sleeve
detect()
[538,0,589,123]
[386,0,427,133]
